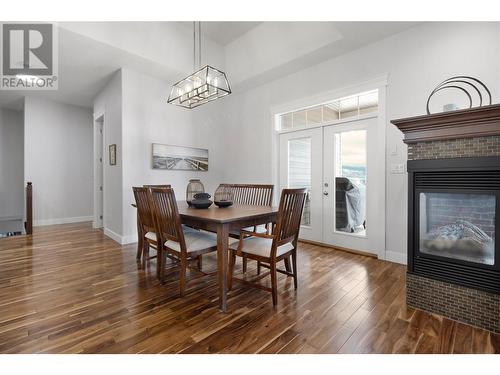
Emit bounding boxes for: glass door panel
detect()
[334,130,367,235]
[288,138,312,226]
[279,128,322,242]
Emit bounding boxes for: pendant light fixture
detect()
[168,22,231,109]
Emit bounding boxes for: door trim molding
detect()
[93,112,105,230]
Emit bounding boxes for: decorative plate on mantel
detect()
[391,104,500,144]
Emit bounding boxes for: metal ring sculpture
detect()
[426,76,492,115]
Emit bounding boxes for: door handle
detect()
[323,191,329,196]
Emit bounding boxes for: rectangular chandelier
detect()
[167,65,231,109]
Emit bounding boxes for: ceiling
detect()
[0,21,421,111]
[183,21,262,46]
[0,27,185,110]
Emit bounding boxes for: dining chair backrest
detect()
[133,187,156,233]
[218,184,273,206]
[149,187,186,250]
[273,188,307,248]
[143,184,171,189]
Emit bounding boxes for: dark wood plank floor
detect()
[0,222,499,354]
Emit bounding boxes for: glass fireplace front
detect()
[418,192,496,266]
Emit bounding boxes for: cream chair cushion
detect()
[165,228,238,253]
[145,225,194,243]
[236,237,294,258]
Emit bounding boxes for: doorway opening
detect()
[0,108,24,237]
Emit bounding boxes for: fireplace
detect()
[408,157,500,294]
[392,104,500,334]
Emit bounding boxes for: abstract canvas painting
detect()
[152,143,208,171]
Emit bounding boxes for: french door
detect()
[279,117,381,256]
[322,118,378,254]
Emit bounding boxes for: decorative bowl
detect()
[214,200,233,208]
[191,192,213,209]
[191,200,213,209]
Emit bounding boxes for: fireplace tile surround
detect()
[392,104,500,334]
[407,273,500,334]
[408,135,500,160]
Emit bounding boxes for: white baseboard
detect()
[385,251,407,265]
[33,216,93,227]
[0,215,23,221]
[92,220,103,229]
[103,228,122,244]
[122,233,138,245]
[103,228,137,245]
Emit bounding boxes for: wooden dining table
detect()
[135,201,279,312]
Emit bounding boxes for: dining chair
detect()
[134,185,171,263]
[149,187,234,296]
[218,183,274,207]
[228,188,307,306]
[217,183,274,272]
[133,187,161,270]
[143,185,206,266]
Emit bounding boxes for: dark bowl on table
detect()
[214,200,233,208]
[191,200,213,209]
[190,193,213,209]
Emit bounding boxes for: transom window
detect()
[277,90,378,131]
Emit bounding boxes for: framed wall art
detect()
[152,143,208,171]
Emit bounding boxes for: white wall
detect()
[195,22,500,264]
[120,68,223,242]
[0,109,24,220]
[24,97,93,225]
[225,22,342,87]
[93,70,123,239]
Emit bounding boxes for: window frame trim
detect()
[276,112,378,135]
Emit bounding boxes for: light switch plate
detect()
[390,163,405,174]
[390,144,398,156]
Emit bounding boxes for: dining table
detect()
[134,201,279,312]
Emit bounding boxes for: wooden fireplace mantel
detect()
[391,104,500,144]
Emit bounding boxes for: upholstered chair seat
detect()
[165,228,237,253]
[234,237,293,258]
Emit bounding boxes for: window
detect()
[277,90,378,131]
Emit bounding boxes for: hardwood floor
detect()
[0,222,499,354]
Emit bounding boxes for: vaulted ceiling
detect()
[0,21,420,110]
